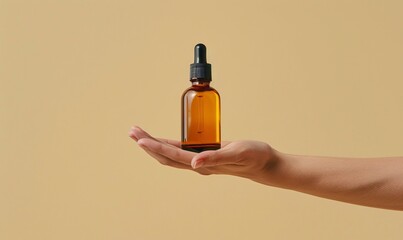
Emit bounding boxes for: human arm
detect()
[129,126,403,211]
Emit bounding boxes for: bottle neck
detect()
[191,80,211,86]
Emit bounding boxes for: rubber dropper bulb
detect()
[194,44,207,63]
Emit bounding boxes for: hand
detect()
[129,126,403,210]
[129,126,279,185]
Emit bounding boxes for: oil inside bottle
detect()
[181,81,220,152]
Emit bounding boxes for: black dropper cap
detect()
[190,43,212,81]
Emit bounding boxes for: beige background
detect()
[1,0,403,239]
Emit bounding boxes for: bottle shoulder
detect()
[182,84,220,93]
[182,86,220,99]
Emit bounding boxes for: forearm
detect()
[268,151,403,210]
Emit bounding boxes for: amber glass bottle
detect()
[181,44,221,152]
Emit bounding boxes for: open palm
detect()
[129,126,277,184]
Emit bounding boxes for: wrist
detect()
[259,150,299,189]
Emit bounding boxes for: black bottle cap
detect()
[190,43,212,81]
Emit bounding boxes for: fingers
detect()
[129,126,214,175]
[191,147,239,169]
[139,142,212,175]
[141,147,193,170]
[129,127,181,148]
[129,126,155,142]
[129,126,193,165]
[129,126,238,172]
[137,138,195,165]
[156,138,181,148]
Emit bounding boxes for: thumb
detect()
[191,148,236,169]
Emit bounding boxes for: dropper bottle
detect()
[181,43,221,152]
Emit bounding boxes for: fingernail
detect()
[128,132,138,141]
[137,139,147,149]
[192,159,205,169]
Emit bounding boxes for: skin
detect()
[129,126,403,211]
